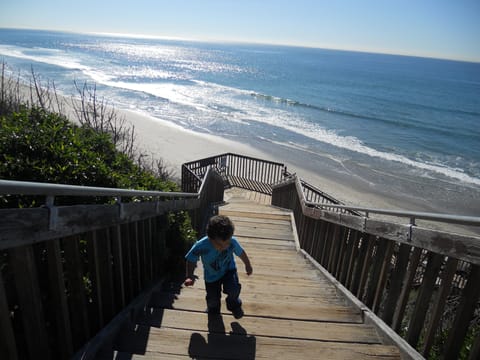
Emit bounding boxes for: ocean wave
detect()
[87,78,480,185]
[270,118,480,186]
[0,44,90,71]
[250,91,480,138]
[2,42,477,186]
[250,91,397,123]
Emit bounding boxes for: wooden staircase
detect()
[103,189,401,359]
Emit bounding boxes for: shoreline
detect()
[119,107,480,236]
[9,80,479,236]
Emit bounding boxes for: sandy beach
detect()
[10,79,479,236]
[122,108,475,219]
[121,109,382,205]
[113,107,480,237]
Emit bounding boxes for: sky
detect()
[1,0,479,62]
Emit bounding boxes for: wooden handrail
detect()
[271,174,480,360]
[305,200,480,226]
[0,166,225,360]
[0,179,199,198]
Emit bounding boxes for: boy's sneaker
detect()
[232,307,244,319]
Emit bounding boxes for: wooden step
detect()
[103,189,401,360]
[149,291,361,323]
[113,326,400,360]
[136,308,381,344]
[220,209,291,221]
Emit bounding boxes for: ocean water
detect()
[1,29,479,214]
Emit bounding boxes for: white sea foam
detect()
[2,42,478,186]
[85,77,480,186]
[0,45,90,71]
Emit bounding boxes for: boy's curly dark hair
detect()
[207,215,234,241]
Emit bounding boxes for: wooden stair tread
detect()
[114,326,400,360]
[104,189,401,360]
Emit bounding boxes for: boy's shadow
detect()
[188,313,256,360]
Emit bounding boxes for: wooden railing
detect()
[182,153,359,215]
[3,150,478,360]
[272,175,480,360]
[0,167,224,360]
[182,153,288,195]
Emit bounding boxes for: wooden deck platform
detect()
[105,189,401,359]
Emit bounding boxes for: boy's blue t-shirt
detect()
[185,236,244,282]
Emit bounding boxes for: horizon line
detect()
[2,26,479,64]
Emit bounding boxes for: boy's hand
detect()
[184,277,196,286]
[245,264,253,276]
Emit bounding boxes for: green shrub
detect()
[0,106,176,191]
[0,103,196,276]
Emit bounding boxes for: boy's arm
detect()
[184,260,197,286]
[239,250,253,275]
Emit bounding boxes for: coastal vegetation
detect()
[0,61,196,270]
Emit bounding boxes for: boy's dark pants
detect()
[205,269,242,312]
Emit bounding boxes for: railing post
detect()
[9,245,51,359]
[0,272,18,360]
[441,264,480,360]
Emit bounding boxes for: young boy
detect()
[184,215,253,319]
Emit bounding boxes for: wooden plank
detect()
[345,230,361,289]
[406,252,444,347]
[149,291,361,323]
[327,224,342,273]
[130,221,141,294]
[111,225,126,312]
[313,219,327,265]
[356,235,376,300]
[232,265,321,280]
[9,244,51,358]
[194,278,339,298]
[364,238,389,309]
[138,308,381,344]
[221,203,287,213]
[238,237,295,248]
[334,227,349,279]
[0,208,49,250]
[411,227,480,266]
[240,240,296,250]
[150,217,159,278]
[235,228,294,241]
[194,262,319,278]
[382,243,411,326]
[242,246,305,257]
[304,206,480,266]
[137,220,147,289]
[371,242,393,312]
[220,209,290,221]
[0,272,18,360]
[304,216,317,256]
[421,257,458,357]
[145,218,154,283]
[97,228,116,325]
[63,235,90,349]
[115,327,400,360]
[320,222,333,266]
[226,215,291,226]
[392,247,422,333]
[87,231,103,331]
[0,200,199,251]
[121,223,134,304]
[442,264,480,360]
[170,285,341,305]
[238,289,342,304]
[46,238,74,359]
